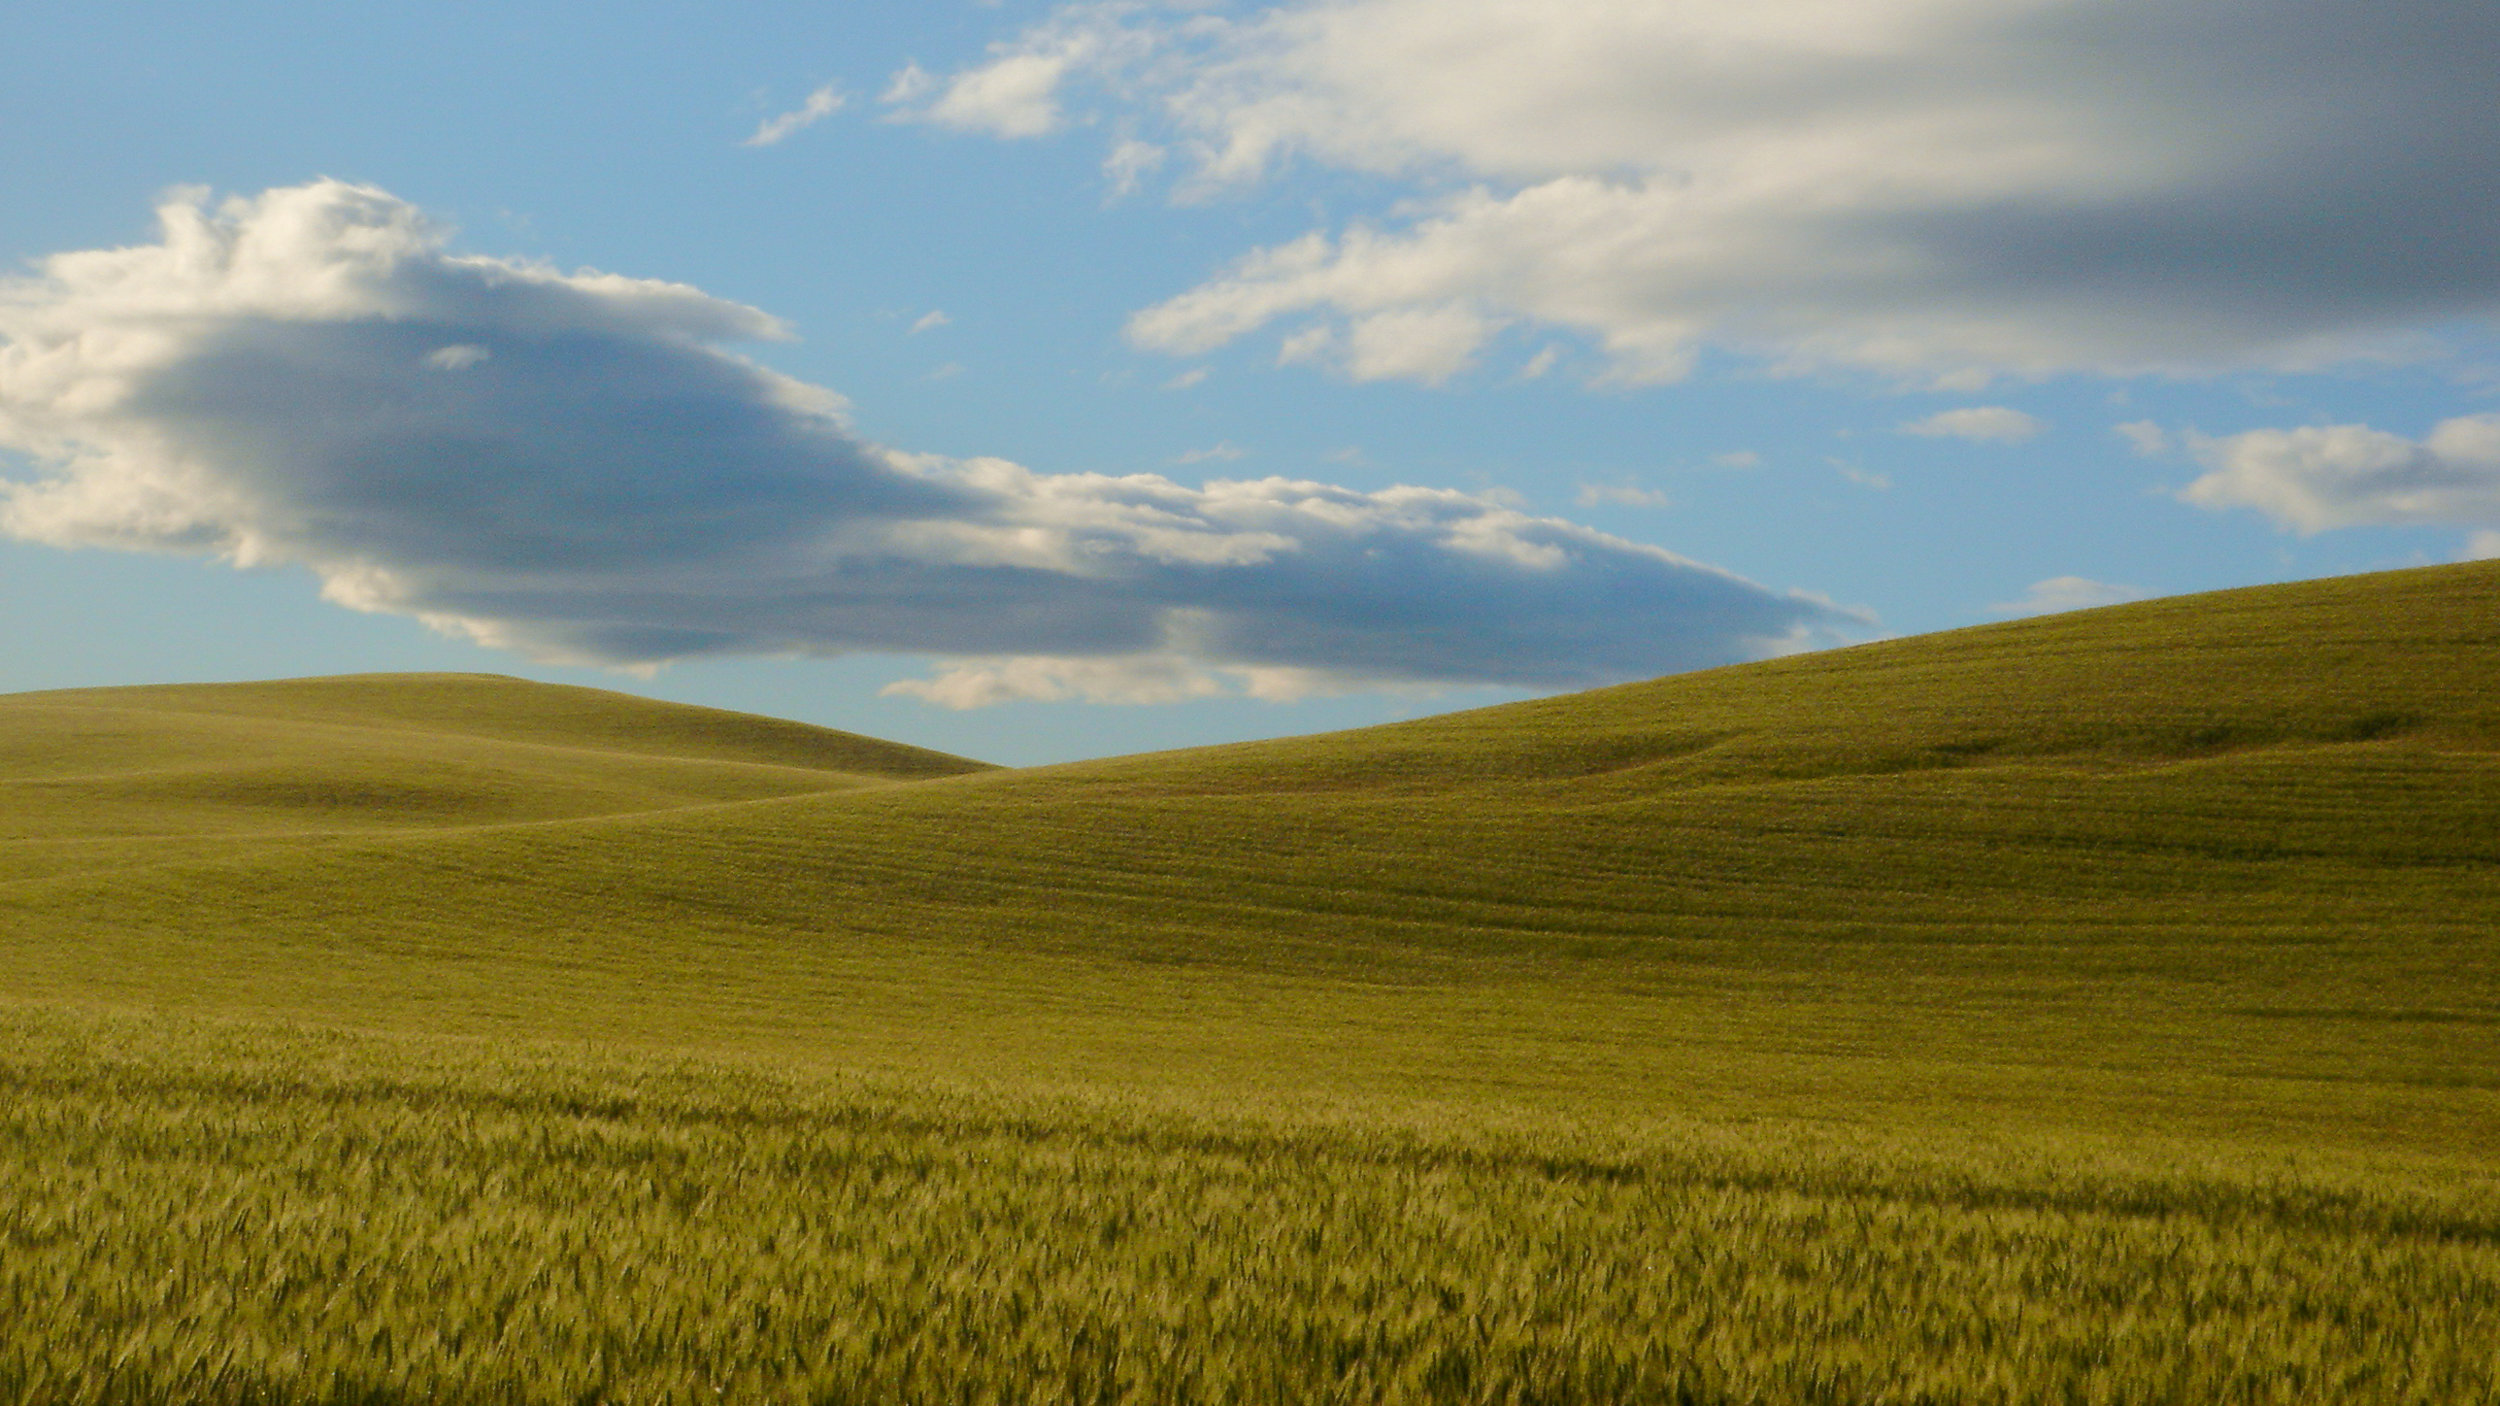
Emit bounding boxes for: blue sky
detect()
[5,0,2495,764]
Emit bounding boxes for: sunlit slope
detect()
[13,671,992,775]
[0,672,990,885]
[1085,555,2500,792]
[6,563,2496,1143]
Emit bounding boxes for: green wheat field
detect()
[4,560,2497,1403]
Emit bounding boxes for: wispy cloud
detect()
[744,85,846,147]
[1575,482,1671,509]
[909,309,951,335]
[1103,138,1165,197]
[2113,420,2171,456]
[1989,576,2144,616]
[882,9,1157,140]
[1900,407,2045,444]
[423,344,491,371]
[1172,442,1246,465]
[0,182,1870,706]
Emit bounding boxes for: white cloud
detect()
[1275,323,1335,367]
[0,181,1868,703]
[2468,530,2500,560]
[2113,420,2170,456]
[909,309,951,334]
[2179,415,2500,534]
[1341,304,1495,384]
[1206,295,1498,383]
[880,649,1451,707]
[1832,461,1891,491]
[745,85,846,147]
[423,344,491,371]
[1711,451,1761,469]
[885,8,1157,139]
[882,653,1230,708]
[881,63,935,105]
[1161,366,1208,389]
[1575,482,1671,509]
[1989,576,2144,616]
[920,0,2500,385]
[928,54,1072,137]
[1103,138,1167,196]
[1899,407,2045,444]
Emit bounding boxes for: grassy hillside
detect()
[5,562,2498,1403]
[25,671,994,776]
[0,672,987,886]
[6,561,2494,1141]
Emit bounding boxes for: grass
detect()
[5,1008,2496,1406]
[3,559,2498,1401]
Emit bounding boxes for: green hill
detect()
[0,671,987,884]
[28,670,994,777]
[5,561,2495,1144]
[6,562,2498,1405]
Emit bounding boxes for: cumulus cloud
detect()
[745,85,847,147]
[0,181,1866,704]
[1900,407,2044,444]
[1989,576,2144,616]
[911,0,2500,385]
[885,8,1159,139]
[2179,415,2500,534]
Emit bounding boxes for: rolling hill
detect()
[7,561,2499,1404]
[0,671,985,879]
[4,560,2495,1147]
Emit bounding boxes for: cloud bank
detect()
[2181,415,2500,536]
[0,182,1862,704]
[899,0,2500,385]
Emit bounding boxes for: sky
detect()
[4,0,2496,766]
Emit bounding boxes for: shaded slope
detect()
[4,563,2497,1146]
